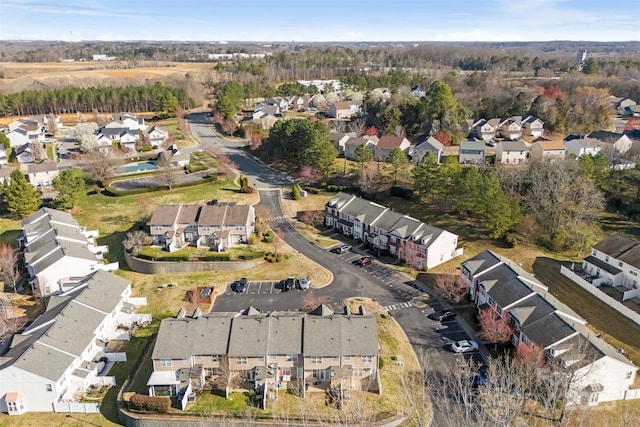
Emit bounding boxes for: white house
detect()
[0,145,7,165]
[521,115,545,137]
[19,208,117,296]
[330,132,355,156]
[588,131,633,155]
[412,136,444,164]
[0,270,147,414]
[5,119,44,148]
[582,233,640,299]
[325,193,462,270]
[461,251,638,407]
[564,137,602,158]
[26,161,59,188]
[328,101,361,119]
[108,113,147,131]
[496,140,529,165]
[147,126,169,148]
[344,136,377,160]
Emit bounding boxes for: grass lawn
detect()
[532,257,640,367]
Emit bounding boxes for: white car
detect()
[451,340,479,353]
[298,276,310,290]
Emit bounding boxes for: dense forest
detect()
[0,83,193,116]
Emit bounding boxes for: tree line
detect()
[0,82,193,117]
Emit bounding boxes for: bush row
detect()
[129,394,170,413]
[264,252,283,263]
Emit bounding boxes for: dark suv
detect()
[284,277,296,291]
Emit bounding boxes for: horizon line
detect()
[1,39,639,44]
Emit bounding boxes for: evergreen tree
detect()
[386,147,409,184]
[480,172,520,239]
[412,152,439,201]
[0,132,9,150]
[354,144,374,171]
[6,170,40,218]
[53,169,86,209]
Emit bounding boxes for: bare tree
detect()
[211,356,241,393]
[0,308,26,342]
[299,210,325,229]
[331,120,348,134]
[301,290,329,313]
[434,266,467,303]
[348,117,366,136]
[206,146,237,181]
[477,308,512,351]
[83,149,124,186]
[122,230,151,256]
[298,165,321,186]
[0,244,21,290]
[155,153,178,190]
[30,142,46,163]
[46,114,59,135]
[359,160,380,195]
[272,227,285,257]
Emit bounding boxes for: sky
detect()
[1,0,639,42]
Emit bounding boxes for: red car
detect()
[355,256,374,266]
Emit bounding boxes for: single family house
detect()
[459,140,486,164]
[530,140,566,161]
[496,140,529,165]
[374,136,410,161]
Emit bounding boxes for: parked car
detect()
[451,340,479,353]
[355,256,373,266]
[233,279,247,293]
[284,277,296,291]
[298,276,310,290]
[331,244,352,254]
[471,372,490,388]
[430,309,457,322]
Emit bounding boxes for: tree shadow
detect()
[96,221,147,271]
[0,229,21,246]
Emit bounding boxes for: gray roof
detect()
[499,140,528,151]
[22,207,78,230]
[337,197,387,224]
[150,204,252,228]
[593,233,640,269]
[326,192,356,210]
[27,161,58,174]
[152,312,234,359]
[461,251,502,276]
[477,264,536,308]
[2,271,130,381]
[584,255,623,275]
[303,313,378,357]
[460,140,486,151]
[415,136,444,152]
[24,237,97,275]
[389,215,425,239]
[149,204,182,226]
[152,308,378,361]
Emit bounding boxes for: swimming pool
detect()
[116,161,158,174]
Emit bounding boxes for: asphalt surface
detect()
[186,113,487,424]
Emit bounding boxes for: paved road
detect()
[187,112,292,189]
[188,113,484,401]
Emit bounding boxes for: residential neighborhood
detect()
[1,24,640,426]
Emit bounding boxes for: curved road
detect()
[187,112,481,397]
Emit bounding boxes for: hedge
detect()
[198,253,231,261]
[129,394,170,413]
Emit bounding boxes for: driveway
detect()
[189,114,485,376]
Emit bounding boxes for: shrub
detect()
[326,184,347,192]
[390,186,413,200]
[264,252,283,263]
[140,145,154,152]
[379,357,385,369]
[129,394,170,413]
[304,187,319,194]
[240,186,255,193]
[292,184,301,200]
[247,234,258,245]
[263,231,273,243]
[198,253,231,261]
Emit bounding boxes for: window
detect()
[269,354,277,361]
[194,355,202,361]
[46,384,53,392]
[592,250,596,256]
[619,261,623,267]
[237,357,248,365]
[626,371,633,380]
[155,226,162,231]
[159,359,172,367]
[631,270,638,277]
[211,355,219,363]
[286,354,298,362]
[235,225,243,230]
[311,356,322,364]
[590,393,599,403]
[361,355,373,363]
[257,356,265,362]
[605,256,609,262]
[344,355,351,361]
[332,356,340,362]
